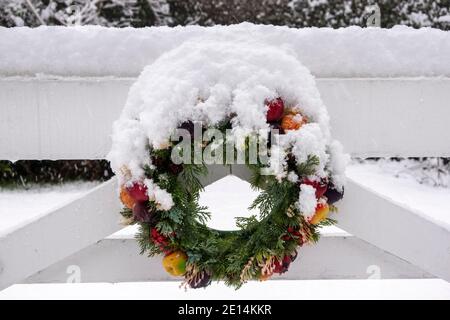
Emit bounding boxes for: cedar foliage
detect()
[124,120,332,288]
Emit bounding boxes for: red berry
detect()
[302,178,328,199]
[283,227,301,241]
[150,228,172,254]
[266,98,284,122]
[273,254,294,274]
[273,259,284,274]
[282,255,291,266]
[127,182,148,202]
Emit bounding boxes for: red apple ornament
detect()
[127,182,149,202]
[266,98,284,122]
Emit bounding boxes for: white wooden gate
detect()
[1,27,449,290]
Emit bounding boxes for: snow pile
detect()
[1,24,450,78]
[108,40,348,197]
[297,184,318,218]
[144,178,174,211]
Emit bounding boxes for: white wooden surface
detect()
[1,77,450,160]
[338,177,450,282]
[25,234,431,284]
[0,178,122,290]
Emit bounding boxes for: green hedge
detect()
[0,160,113,187]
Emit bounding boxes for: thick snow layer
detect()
[347,162,450,230]
[0,182,99,236]
[1,279,450,300]
[1,24,449,78]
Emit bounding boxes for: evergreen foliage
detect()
[124,121,334,288]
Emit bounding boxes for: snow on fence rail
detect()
[1,26,450,290]
[1,24,450,78]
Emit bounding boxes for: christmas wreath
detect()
[108,40,348,289]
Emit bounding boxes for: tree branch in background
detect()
[25,0,45,25]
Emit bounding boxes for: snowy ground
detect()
[1,162,449,299]
[2,279,450,300]
[0,182,100,237]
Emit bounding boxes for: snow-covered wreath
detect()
[108,40,348,289]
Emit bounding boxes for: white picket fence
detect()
[1,27,450,291]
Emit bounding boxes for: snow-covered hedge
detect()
[1,24,449,78]
[1,0,449,30]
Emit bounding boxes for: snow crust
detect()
[1,24,449,78]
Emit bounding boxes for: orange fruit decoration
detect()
[310,203,330,225]
[162,251,188,276]
[120,186,136,210]
[281,113,305,131]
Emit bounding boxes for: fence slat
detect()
[1,77,450,160]
[338,177,450,282]
[25,234,431,284]
[0,178,122,290]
